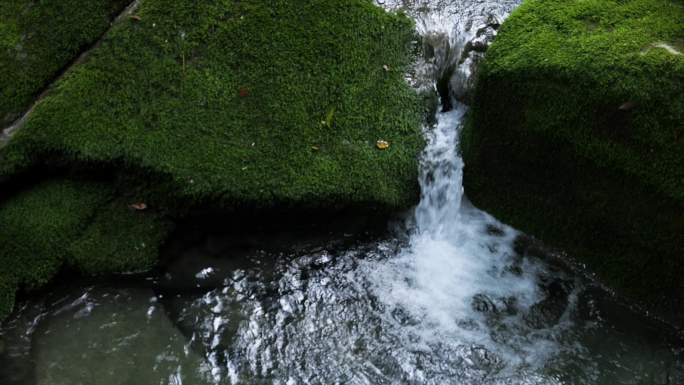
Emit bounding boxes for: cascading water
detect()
[1,1,683,385]
[156,2,596,383]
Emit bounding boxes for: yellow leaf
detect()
[376,140,390,150]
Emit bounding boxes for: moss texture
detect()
[0,1,424,319]
[0,179,170,319]
[0,0,130,127]
[463,0,684,322]
[1,0,423,209]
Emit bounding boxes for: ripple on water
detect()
[0,225,683,384]
[2,288,213,385]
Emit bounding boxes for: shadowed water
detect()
[1,1,683,384]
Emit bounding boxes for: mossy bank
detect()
[0,0,424,320]
[0,0,131,128]
[463,0,684,324]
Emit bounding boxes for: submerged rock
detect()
[0,300,45,385]
[33,287,211,385]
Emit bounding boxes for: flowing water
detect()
[2,1,684,384]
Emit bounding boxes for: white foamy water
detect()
[360,0,557,368]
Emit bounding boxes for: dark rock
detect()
[524,278,573,329]
[472,294,498,314]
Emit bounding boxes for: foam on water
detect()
[363,108,546,357]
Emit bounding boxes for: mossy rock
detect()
[463,0,684,323]
[0,0,130,127]
[0,1,424,320]
[1,0,424,210]
[0,180,170,320]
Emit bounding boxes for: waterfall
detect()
[366,0,552,353]
[185,1,569,383]
[198,1,570,382]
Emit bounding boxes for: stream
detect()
[2,1,683,384]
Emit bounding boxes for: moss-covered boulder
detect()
[0,179,170,319]
[463,0,684,323]
[0,1,424,319]
[0,0,130,128]
[1,0,423,209]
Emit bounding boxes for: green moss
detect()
[0,181,108,285]
[464,0,684,322]
[0,180,107,318]
[69,201,172,275]
[0,272,16,321]
[0,0,131,127]
[2,0,423,210]
[0,180,170,320]
[0,0,423,321]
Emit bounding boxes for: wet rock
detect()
[485,224,506,237]
[484,373,564,385]
[472,293,498,314]
[391,306,419,326]
[0,301,46,385]
[524,278,573,329]
[451,16,503,104]
[472,294,520,321]
[157,247,250,293]
[464,345,505,375]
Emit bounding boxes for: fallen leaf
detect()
[383,64,390,72]
[618,101,636,111]
[238,87,250,97]
[376,140,390,150]
[130,15,142,21]
[129,202,147,211]
[311,145,320,151]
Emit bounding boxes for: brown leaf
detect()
[130,15,142,22]
[129,202,147,211]
[238,87,250,97]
